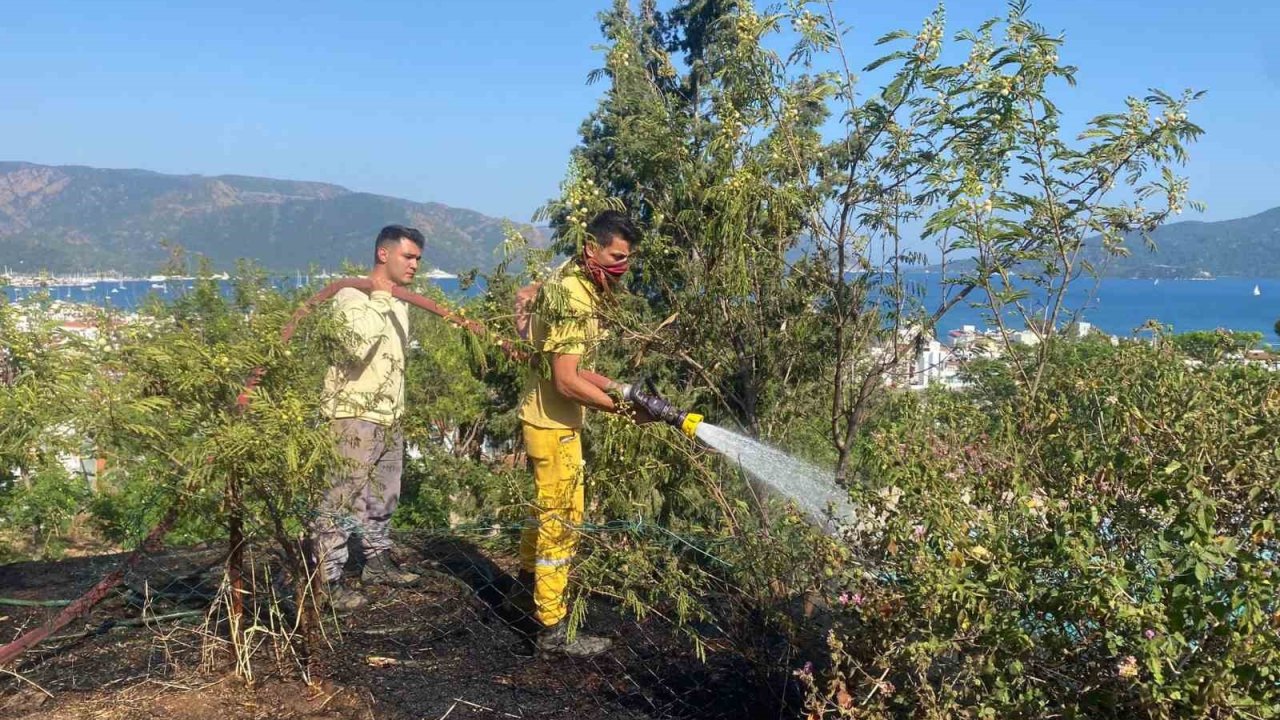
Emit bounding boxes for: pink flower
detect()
[1144,629,1156,640]
[912,524,927,540]
[852,593,865,607]
[838,592,851,605]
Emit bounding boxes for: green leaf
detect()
[1194,562,1209,584]
[874,30,913,46]
[864,51,908,73]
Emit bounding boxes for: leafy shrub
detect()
[798,343,1280,718]
[394,447,523,529]
[1170,329,1263,363]
[0,465,91,558]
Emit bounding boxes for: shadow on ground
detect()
[0,534,786,720]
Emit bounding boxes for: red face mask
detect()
[582,246,629,290]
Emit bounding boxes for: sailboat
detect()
[1253,284,1261,297]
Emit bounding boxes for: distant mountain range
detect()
[0,162,545,274]
[1,161,1274,278]
[1090,206,1280,278]
[923,207,1280,279]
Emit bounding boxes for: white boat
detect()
[1253,284,1261,297]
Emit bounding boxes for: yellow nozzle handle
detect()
[680,413,703,439]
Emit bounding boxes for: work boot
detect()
[323,583,367,614]
[535,621,612,658]
[362,552,421,587]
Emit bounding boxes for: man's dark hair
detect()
[375,225,425,256]
[586,210,640,248]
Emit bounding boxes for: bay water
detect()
[8,275,1275,342]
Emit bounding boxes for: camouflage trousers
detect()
[310,418,404,583]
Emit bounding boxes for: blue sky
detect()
[2,1,1276,225]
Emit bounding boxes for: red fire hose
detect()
[236,278,617,406]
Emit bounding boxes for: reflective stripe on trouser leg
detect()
[518,423,584,628]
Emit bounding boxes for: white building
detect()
[912,336,953,388]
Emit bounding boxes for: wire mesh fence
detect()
[1,522,802,719]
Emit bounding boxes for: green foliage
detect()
[0,267,351,557]
[544,0,1200,487]
[541,1,840,440]
[528,3,1251,717]
[1170,329,1263,363]
[796,343,1280,718]
[402,283,490,456]
[5,5,1265,717]
[392,226,560,529]
[394,448,522,529]
[0,243,555,561]
[0,466,91,558]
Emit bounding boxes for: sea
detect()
[916,275,1279,341]
[4,274,1278,344]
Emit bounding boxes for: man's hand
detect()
[369,273,396,295]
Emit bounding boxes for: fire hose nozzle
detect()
[679,412,703,439]
[622,383,703,439]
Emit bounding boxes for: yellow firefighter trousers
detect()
[518,423,584,628]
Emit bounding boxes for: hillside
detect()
[0,162,542,274]
[922,206,1280,278]
[4,161,1272,279]
[1092,206,1280,278]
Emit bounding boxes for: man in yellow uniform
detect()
[312,225,424,613]
[517,210,640,657]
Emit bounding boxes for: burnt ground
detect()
[0,534,782,720]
